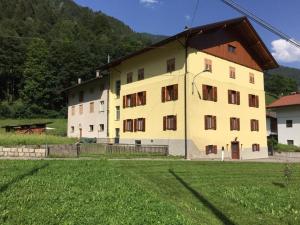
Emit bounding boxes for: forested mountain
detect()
[0,0,299,118]
[264,66,300,100]
[0,0,163,118]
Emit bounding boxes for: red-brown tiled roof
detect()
[267,93,300,109]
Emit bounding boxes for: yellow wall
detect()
[187,48,267,153]
[108,40,186,140]
[108,39,267,157]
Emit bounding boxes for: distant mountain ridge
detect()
[265,66,300,88]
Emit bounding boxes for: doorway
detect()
[231,142,240,159]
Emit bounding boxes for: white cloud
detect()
[185,15,191,21]
[271,39,300,63]
[140,0,159,7]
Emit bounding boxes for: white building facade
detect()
[267,93,300,146]
[66,76,109,141]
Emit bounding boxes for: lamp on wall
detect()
[192,69,210,95]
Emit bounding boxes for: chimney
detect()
[96,70,100,78]
[78,78,81,84]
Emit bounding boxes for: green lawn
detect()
[0,160,299,225]
[0,118,67,136]
[0,118,75,146]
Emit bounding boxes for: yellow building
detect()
[95,17,278,159]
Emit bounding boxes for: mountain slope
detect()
[0,0,163,117]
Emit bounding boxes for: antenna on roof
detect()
[184,26,189,30]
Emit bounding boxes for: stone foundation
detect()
[0,146,47,158]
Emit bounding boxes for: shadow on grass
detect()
[169,169,236,225]
[272,182,286,188]
[0,163,49,193]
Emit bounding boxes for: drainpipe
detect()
[184,36,189,159]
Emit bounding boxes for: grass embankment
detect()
[0,118,76,146]
[275,143,300,152]
[0,160,299,225]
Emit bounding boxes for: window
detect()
[204,59,212,72]
[79,91,84,102]
[204,115,217,130]
[116,106,120,121]
[79,104,83,115]
[123,94,136,108]
[134,118,146,132]
[71,106,75,116]
[286,120,293,128]
[90,102,94,113]
[115,80,121,97]
[228,45,236,53]
[202,85,217,102]
[249,94,259,108]
[228,90,240,105]
[230,117,240,131]
[127,72,133,84]
[138,68,144,80]
[89,125,94,132]
[206,145,217,155]
[123,119,133,132]
[100,101,105,112]
[135,140,141,145]
[249,73,255,84]
[229,67,236,79]
[287,140,294,145]
[252,144,260,152]
[137,91,146,106]
[163,115,177,131]
[167,58,175,72]
[99,124,104,132]
[162,84,178,102]
[71,126,75,133]
[250,119,259,131]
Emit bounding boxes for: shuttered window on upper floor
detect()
[123,92,146,108]
[134,118,146,132]
[249,94,259,108]
[229,67,236,79]
[228,90,240,105]
[204,59,212,72]
[127,72,133,84]
[123,119,133,132]
[230,117,240,131]
[202,85,217,102]
[204,115,217,130]
[163,115,177,131]
[162,84,178,102]
[249,73,255,84]
[167,58,175,72]
[138,68,144,80]
[250,119,259,131]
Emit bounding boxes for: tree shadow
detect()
[169,169,236,225]
[272,182,285,188]
[0,163,49,193]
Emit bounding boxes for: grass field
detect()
[0,118,76,146]
[0,118,67,136]
[0,160,299,225]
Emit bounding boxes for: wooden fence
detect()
[105,144,169,156]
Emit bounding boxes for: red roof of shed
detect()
[267,93,300,109]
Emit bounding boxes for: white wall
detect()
[275,106,300,146]
[67,78,108,139]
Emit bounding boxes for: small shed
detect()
[2,122,52,134]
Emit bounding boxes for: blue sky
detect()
[74,0,300,69]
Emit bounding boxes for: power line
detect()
[190,0,200,27]
[220,0,300,49]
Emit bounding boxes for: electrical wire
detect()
[220,0,300,49]
[190,0,200,27]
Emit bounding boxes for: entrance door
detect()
[79,128,82,138]
[115,128,120,144]
[231,142,240,159]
